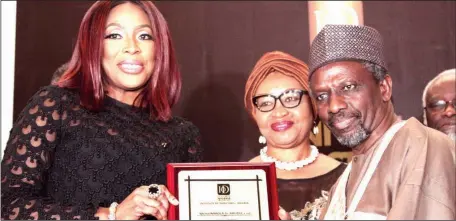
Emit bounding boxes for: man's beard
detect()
[328,110,370,148]
[441,125,456,142]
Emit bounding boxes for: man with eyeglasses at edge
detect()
[422,69,456,140]
[422,68,455,164]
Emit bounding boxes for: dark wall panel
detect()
[14,1,94,121]
[156,1,310,161]
[364,1,456,119]
[13,1,454,162]
[14,1,310,162]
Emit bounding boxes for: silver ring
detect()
[148,184,161,199]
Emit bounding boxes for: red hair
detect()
[57,0,181,121]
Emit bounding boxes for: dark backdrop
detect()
[13,1,455,162]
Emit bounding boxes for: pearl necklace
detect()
[260,145,319,171]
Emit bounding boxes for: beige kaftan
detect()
[322,117,455,219]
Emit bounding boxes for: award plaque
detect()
[167,162,279,220]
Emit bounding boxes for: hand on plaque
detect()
[278,206,291,220]
[116,184,179,220]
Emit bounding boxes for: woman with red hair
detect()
[1,1,202,220]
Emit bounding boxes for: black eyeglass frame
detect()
[252,89,308,112]
[423,99,456,112]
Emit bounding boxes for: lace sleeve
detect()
[1,86,96,220]
[184,123,203,163]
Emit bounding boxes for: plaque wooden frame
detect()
[167,162,279,220]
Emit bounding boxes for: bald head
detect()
[422,68,456,141]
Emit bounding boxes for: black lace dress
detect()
[1,85,203,220]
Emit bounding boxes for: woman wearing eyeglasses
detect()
[244,51,346,220]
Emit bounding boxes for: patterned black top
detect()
[1,85,202,220]
[277,163,346,219]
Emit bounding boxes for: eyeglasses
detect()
[252,89,308,112]
[424,99,456,113]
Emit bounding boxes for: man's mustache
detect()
[328,110,362,128]
[438,116,456,128]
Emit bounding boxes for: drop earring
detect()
[312,122,319,135]
[258,135,266,144]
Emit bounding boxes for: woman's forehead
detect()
[106,2,150,25]
[256,73,303,94]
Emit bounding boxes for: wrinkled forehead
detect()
[427,78,456,101]
[310,61,369,88]
[433,74,456,86]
